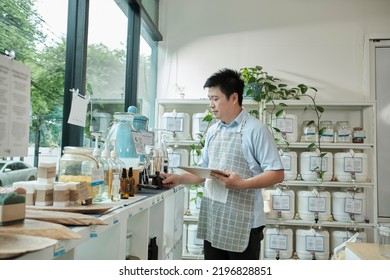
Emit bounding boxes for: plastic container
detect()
[300,151,333,182]
[264,227,294,259]
[331,230,366,254]
[334,151,368,182]
[270,113,298,143]
[279,150,297,181]
[377,224,390,258]
[192,110,213,140]
[265,188,295,220]
[167,148,189,168]
[297,189,331,221]
[187,224,203,255]
[332,191,366,222]
[127,106,149,132]
[296,228,330,260]
[188,187,202,216]
[162,109,191,140]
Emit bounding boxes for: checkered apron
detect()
[197,117,255,252]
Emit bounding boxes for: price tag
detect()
[90,225,98,238]
[53,241,65,257]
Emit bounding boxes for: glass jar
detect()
[352,127,366,143]
[107,112,137,159]
[58,146,98,198]
[319,121,334,143]
[301,120,318,142]
[335,121,352,143]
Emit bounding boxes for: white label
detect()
[305,235,325,252]
[308,196,327,212]
[272,195,291,211]
[274,118,294,133]
[309,156,328,172]
[197,118,209,133]
[91,167,104,186]
[165,117,184,132]
[168,153,181,168]
[345,197,363,214]
[344,157,363,173]
[269,233,288,250]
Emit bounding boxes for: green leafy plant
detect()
[240,65,326,181]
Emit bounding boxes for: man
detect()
[162,68,284,260]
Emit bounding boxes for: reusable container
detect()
[300,120,318,143]
[167,148,189,168]
[270,113,298,143]
[334,151,368,182]
[331,230,366,254]
[296,227,330,260]
[377,224,390,258]
[187,224,203,255]
[265,187,295,220]
[335,121,352,143]
[279,150,297,181]
[297,189,331,222]
[162,109,191,140]
[192,110,213,140]
[300,151,333,182]
[319,120,334,143]
[332,191,366,222]
[264,227,294,259]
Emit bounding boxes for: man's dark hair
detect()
[203,68,244,106]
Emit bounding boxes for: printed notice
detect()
[0,55,30,157]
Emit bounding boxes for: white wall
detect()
[157,0,390,101]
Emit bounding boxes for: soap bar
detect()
[0,193,26,226]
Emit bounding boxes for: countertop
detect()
[345,242,389,260]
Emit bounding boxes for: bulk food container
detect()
[187,224,203,255]
[265,187,295,220]
[167,148,189,168]
[264,227,294,259]
[279,150,297,181]
[269,113,298,143]
[162,109,191,140]
[332,191,366,222]
[297,189,331,222]
[331,230,366,253]
[296,227,330,260]
[300,151,333,182]
[192,110,213,140]
[334,151,368,182]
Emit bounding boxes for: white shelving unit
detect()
[155,98,378,260]
[17,186,185,260]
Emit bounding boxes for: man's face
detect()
[207,87,236,124]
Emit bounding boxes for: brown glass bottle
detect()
[128,167,135,197]
[120,168,129,199]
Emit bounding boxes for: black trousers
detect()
[203,226,265,260]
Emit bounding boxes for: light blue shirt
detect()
[199,109,284,228]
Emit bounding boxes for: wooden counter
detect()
[345,242,390,260]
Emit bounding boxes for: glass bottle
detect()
[335,121,352,143]
[319,121,334,143]
[301,120,318,142]
[120,168,129,199]
[128,167,135,197]
[101,139,115,200]
[111,173,121,202]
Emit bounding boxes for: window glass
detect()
[0,0,68,166]
[85,0,128,145]
[138,25,158,128]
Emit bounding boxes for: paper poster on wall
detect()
[0,55,31,157]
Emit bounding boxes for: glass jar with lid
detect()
[301,120,318,143]
[58,146,98,198]
[319,120,334,143]
[335,121,352,143]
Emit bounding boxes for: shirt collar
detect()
[217,108,249,128]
